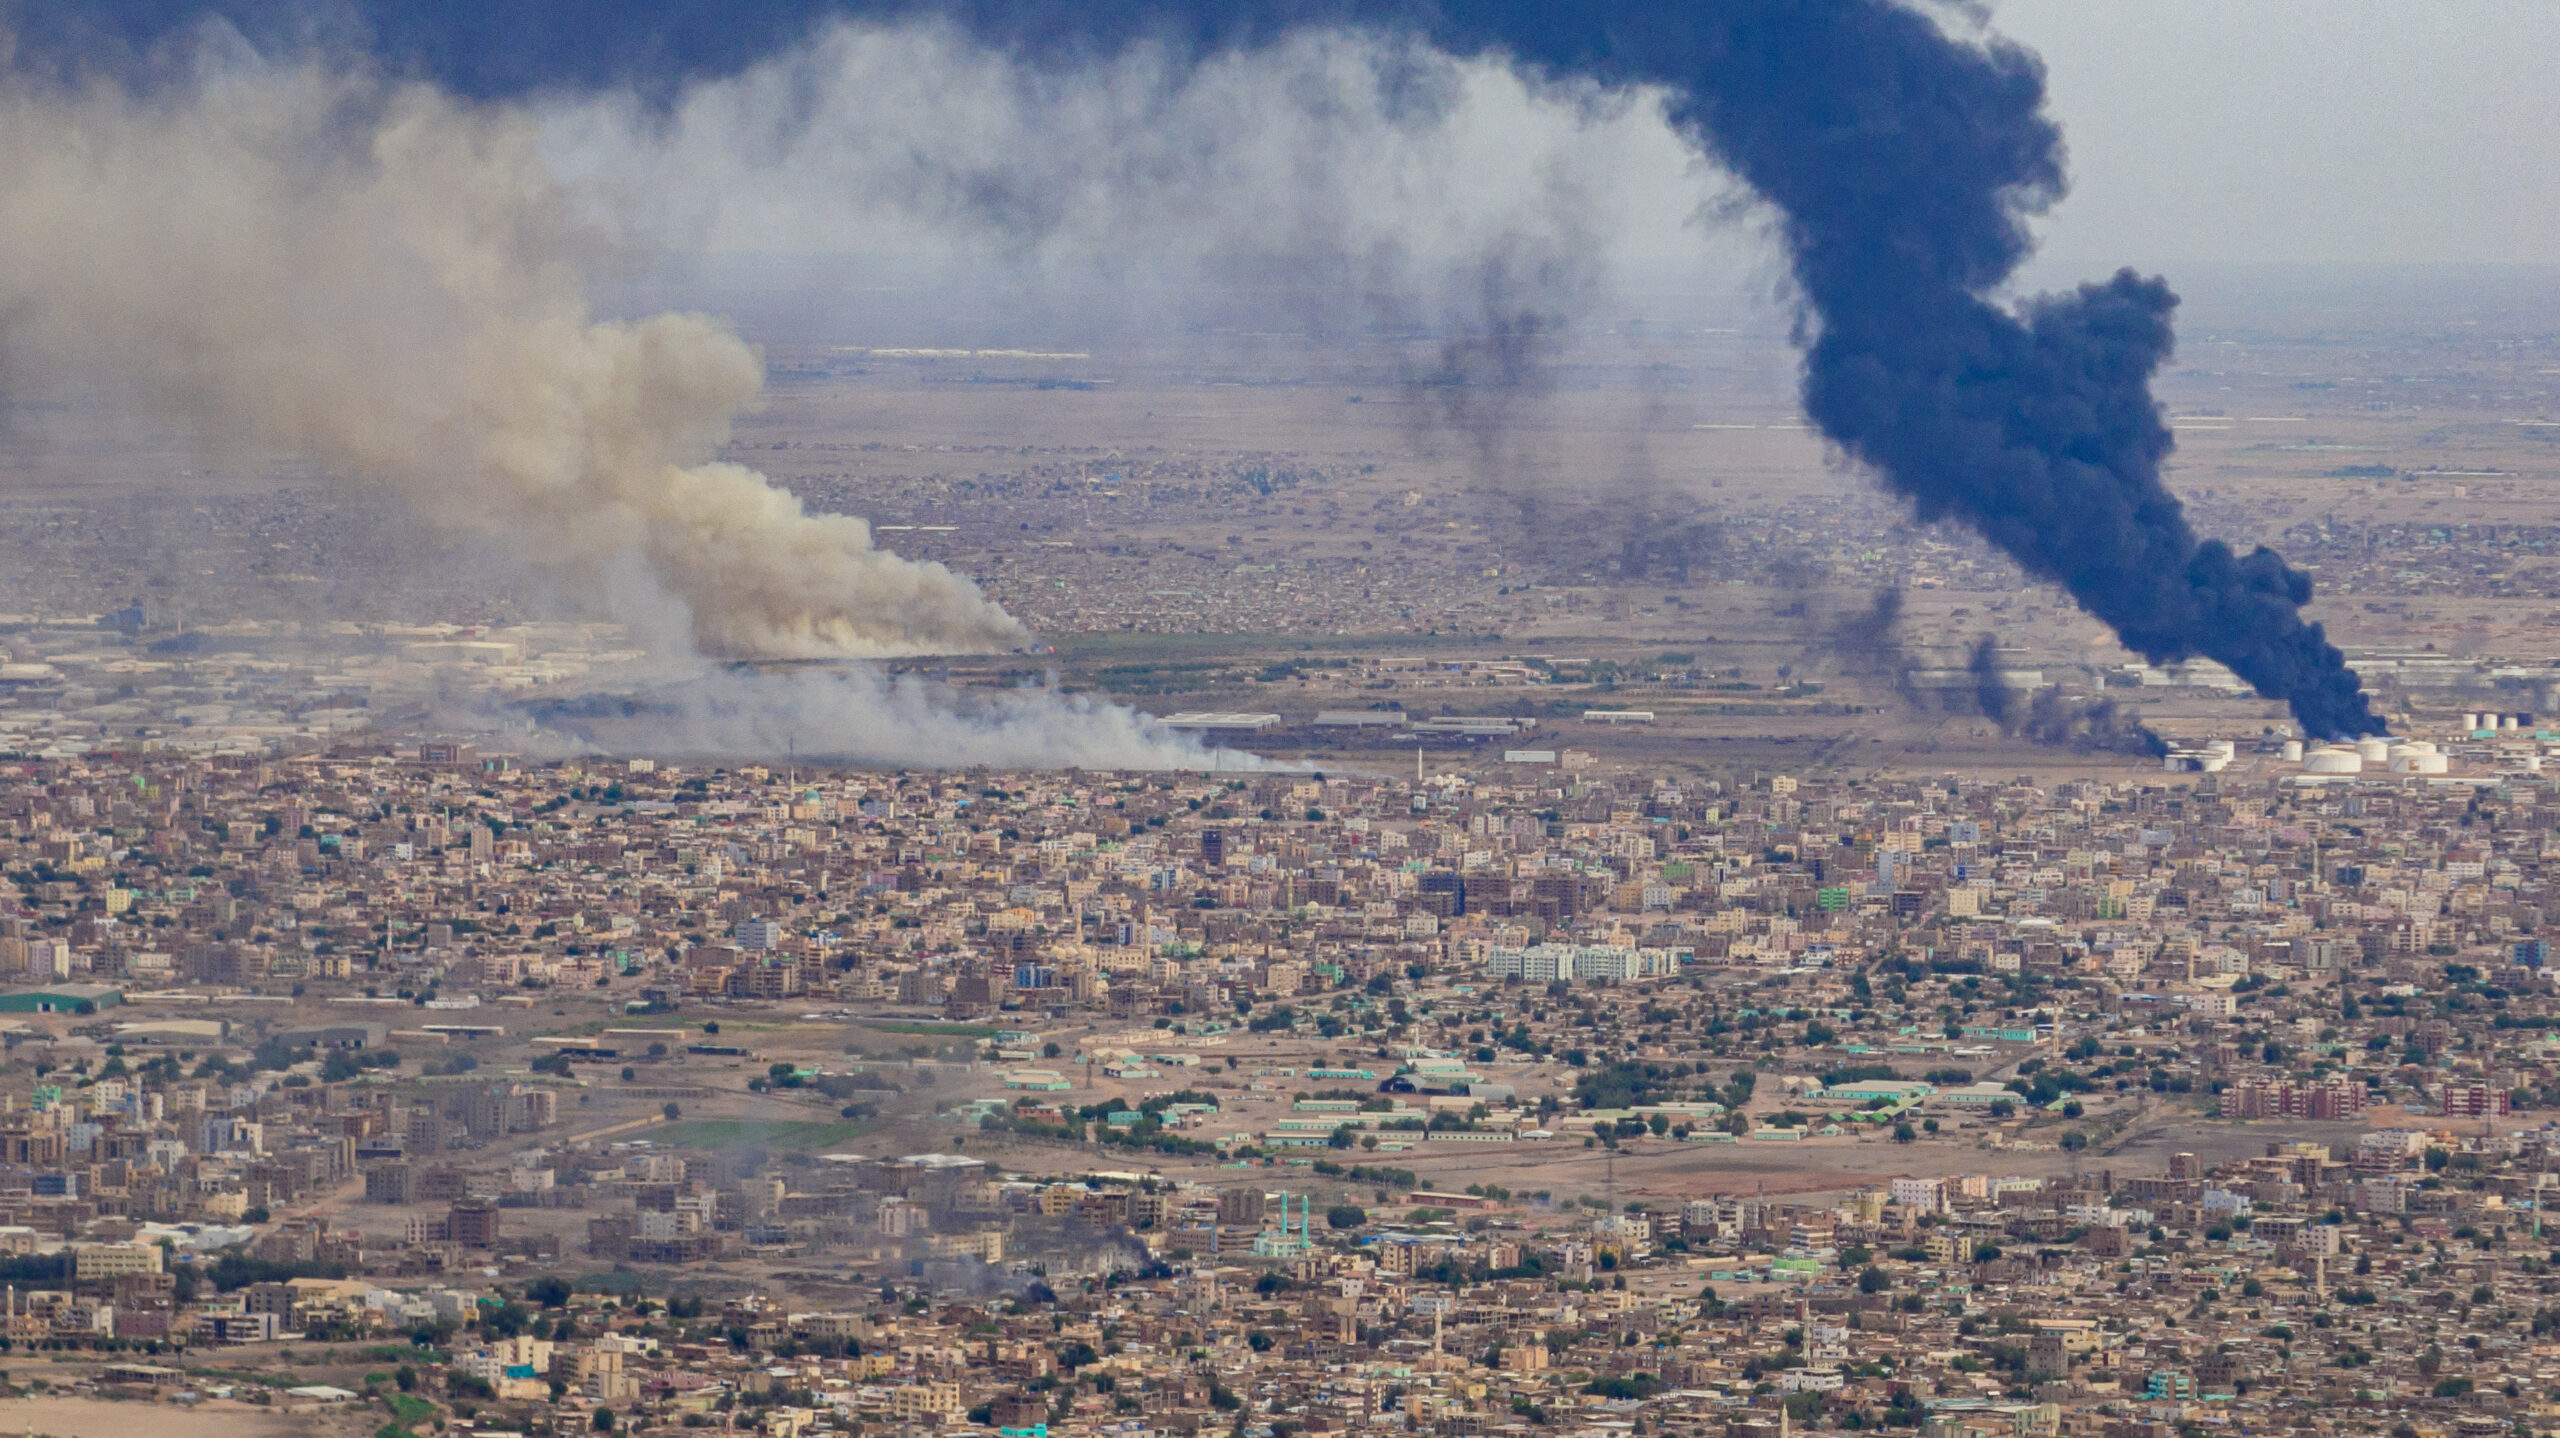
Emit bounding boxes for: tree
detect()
[1327,1205,1367,1230]
[1893,1122,1917,1143]
[663,1102,682,1121]
[593,1408,616,1432]
[1859,1266,1890,1295]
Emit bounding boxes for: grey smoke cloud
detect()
[532,18,1780,592]
[535,21,1737,339]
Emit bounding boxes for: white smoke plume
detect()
[499,664,1264,771]
[0,60,1025,660]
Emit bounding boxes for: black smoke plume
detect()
[1829,586,1902,654]
[1396,2,2382,738]
[1965,635,2017,731]
[1961,633,2163,754]
[2016,691,2168,758]
[941,0,2386,738]
[1813,585,1918,705]
[23,0,2387,739]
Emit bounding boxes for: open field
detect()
[0,1395,368,1438]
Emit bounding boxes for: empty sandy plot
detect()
[0,1395,361,1438]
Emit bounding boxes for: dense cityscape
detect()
[0,8,2550,1438]
[1,736,2558,1438]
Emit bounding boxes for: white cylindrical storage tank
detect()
[2281,740,2304,762]
[2356,737,2390,762]
[2527,755,2544,774]
[2464,712,2483,733]
[2506,714,2522,731]
[2206,739,2236,760]
[2197,752,2230,772]
[2304,748,2362,774]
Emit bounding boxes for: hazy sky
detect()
[1996,0,2560,275]
[543,0,2560,328]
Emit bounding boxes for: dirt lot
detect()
[0,1394,369,1438]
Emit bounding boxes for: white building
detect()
[1484,944,1684,983]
